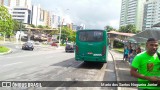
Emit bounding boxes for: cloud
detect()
[109,20,120,29]
[32,0,121,29]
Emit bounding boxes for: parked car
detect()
[27,40,34,44]
[22,42,34,50]
[65,43,74,52]
[51,42,58,47]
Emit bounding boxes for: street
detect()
[0,43,137,90]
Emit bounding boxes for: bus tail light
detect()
[76,45,79,53]
[102,46,106,56]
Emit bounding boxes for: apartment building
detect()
[12,7,31,24]
[143,0,160,30]
[51,14,62,28]
[0,0,32,24]
[44,10,51,27]
[32,5,48,26]
[1,0,74,29]
[11,0,32,23]
[0,0,10,6]
[120,0,146,31]
[0,0,4,5]
[0,0,31,9]
[8,0,31,9]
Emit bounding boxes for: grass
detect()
[0,36,16,42]
[0,46,10,53]
[112,48,124,53]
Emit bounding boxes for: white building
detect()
[8,0,31,9]
[31,5,45,26]
[50,14,61,28]
[143,0,160,30]
[120,0,146,31]
[1,0,32,24]
[12,7,31,24]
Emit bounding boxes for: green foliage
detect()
[119,24,138,33]
[37,25,44,28]
[0,5,14,36]
[113,48,124,53]
[13,20,21,32]
[104,25,114,32]
[113,40,124,48]
[0,46,9,53]
[60,26,76,44]
[50,30,58,35]
[30,24,36,28]
[119,26,126,32]
[44,26,51,29]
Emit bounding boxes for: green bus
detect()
[75,29,108,63]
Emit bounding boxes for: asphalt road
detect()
[0,44,117,90]
[0,42,140,90]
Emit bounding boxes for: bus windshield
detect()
[79,30,103,42]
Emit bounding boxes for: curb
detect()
[110,50,137,90]
[109,50,119,90]
[0,48,12,55]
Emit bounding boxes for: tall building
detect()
[0,0,32,24]
[50,14,62,28]
[12,7,31,24]
[0,0,9,6]
[120,0,146,31]
[143,0,160,30]
[44,10,51,27]
[32,5,50,27]
[0,0,4,5]
[8,0,31,9]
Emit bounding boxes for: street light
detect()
[58,18,64,47]
[19,21,23,43]
[58,9,70,47]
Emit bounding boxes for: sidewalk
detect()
[0,40,24,45]
[110,50,137,90]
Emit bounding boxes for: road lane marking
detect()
[2,62,23,67]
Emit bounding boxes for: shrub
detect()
[113,40,124,48]
[0,46,9,53]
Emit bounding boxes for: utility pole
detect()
[58,18,64,47]
[19,21,22,44]
[58,9,69,47]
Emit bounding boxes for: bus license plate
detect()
[93,54,102,56]
[88,52,93,54]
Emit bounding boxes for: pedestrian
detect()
[130,38,160,90]
[128,46,133,61]
[123,46,129,61]
[129,50,136,64]
[136,46,141,54]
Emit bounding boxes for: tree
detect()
[104,25,114,32]
[125,24,136,33]
[0,5,13,39]
[37,25,44,28]
[13,20,21,32]
[70,31,76,43]
[119,24,137,33]
[30,24,36,28]
[44,25,51,29]
[119,26,126,32]
[60,26,76,44]
[50,30,58,35]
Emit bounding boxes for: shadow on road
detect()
[51,58,104,70]
[77,62,104,69]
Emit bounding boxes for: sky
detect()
[32,0,122,29]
